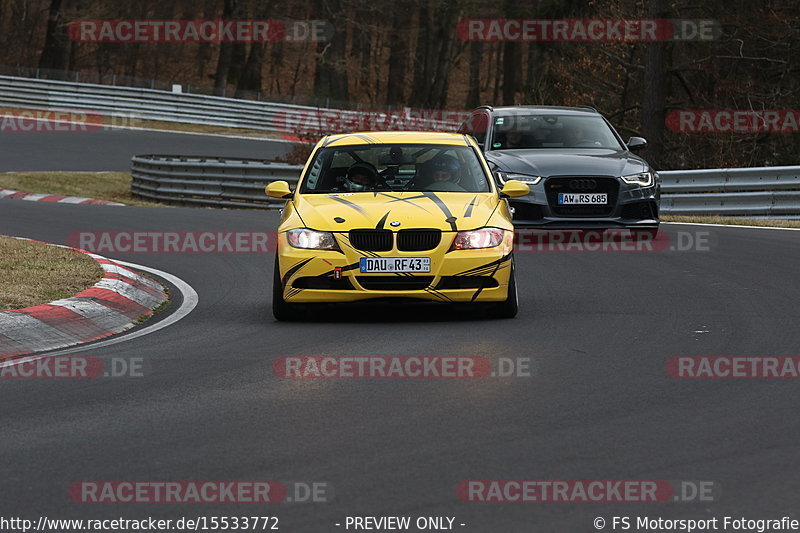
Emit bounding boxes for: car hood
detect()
[294,191,499,232]
[486,149,649,178]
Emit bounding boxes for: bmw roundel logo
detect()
[390,221,401,227]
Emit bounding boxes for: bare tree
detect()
[38,0,69,71]
[386,2,412,106]
[640,0,669,166]
[313,0,349,104]
[213,0,239,95]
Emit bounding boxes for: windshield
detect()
[300,144,492,194]
[490,114,624,150]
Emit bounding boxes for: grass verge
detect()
[0,236,104,311]
[0,171,165,207]
[663,215,800,229]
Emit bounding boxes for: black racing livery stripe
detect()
[281,257,314,286]
[320,261,361,277]
[285,287,304,299]
[320,134,339,147]
[379,193,433,213]
[322,134,370,147]
[424,287,453,302]
[423,192,458,231]
[375,211,391,229]
[471,261,503,302]
[390,194,427,201]
[330,195,367,214]
[463,195,478,217]
[355,134,378,144]
[454,253,512,277]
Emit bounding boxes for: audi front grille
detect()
[545,177,620,216]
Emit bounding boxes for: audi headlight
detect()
[286,228,339,250]
[496,171,543,185]
[621,171,653,187]
[451,228,505,250]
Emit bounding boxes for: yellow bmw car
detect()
[266,131,530,320]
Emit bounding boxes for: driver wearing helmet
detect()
[342,162,378,192]
[419,154,465,191]
[431,155,460,183]
[505,130,524,149]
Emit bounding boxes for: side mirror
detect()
[265,181,293,199]
[627,137,647,151]
[499,180,530,198]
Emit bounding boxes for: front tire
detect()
[272,256,305,321]
[487,263,518,319]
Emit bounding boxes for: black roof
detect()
[477,105,599,116]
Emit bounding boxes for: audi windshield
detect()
[490,114,624,150]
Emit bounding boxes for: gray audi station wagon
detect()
[458,106,660,235]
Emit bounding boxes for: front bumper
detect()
[509,177,660,229]
[276,232,513,304]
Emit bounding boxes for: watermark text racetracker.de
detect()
[272,108,471,134]
[667,110,800,133]
[0,109,149,132]
[0,356,145,379]
[68,231,274,254]
[456,18,721,42]
[667,356,800,379]
[513,229,712,253]
[273,356,533,379]
[68,230,713,254]
[69,480,330,504]
[456,480,718,503]
[68,19,334,43]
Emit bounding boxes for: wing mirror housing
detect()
[627,137,648,151]
[499,180,531,198]
[265,181,293,199]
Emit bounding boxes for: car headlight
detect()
[451,228,505,250]
[621,171,653,187]
[496,171,543,185]
[286,228,339,250]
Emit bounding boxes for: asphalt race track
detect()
[0,127,291,171]
[1,135,800,531]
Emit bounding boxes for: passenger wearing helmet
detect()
[342,162,378,192]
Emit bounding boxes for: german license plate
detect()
[558,193,607,205]
[359,257,431,273]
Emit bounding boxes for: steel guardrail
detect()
[131,155,303,208]
[659,166,800,216]
[131,155,800,216]
[0,74,459,133]
[5,74,799,215]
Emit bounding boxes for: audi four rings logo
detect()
[569,179,597,190]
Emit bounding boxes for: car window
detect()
[489,114,624,150]
[300,144,491,194]
[458,113,488,146]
